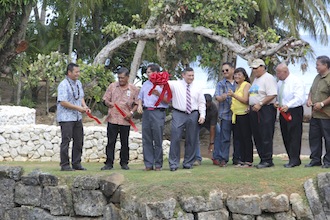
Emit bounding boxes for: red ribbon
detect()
[114,104,138,132]
[278,107,292,122]
[86,112,101,124]
[148,72,172,107]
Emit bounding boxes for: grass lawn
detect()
[0,157,326,201]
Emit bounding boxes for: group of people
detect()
[56,55,330,171]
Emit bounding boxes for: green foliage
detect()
[20,96,36,108]
[102,22,132,38]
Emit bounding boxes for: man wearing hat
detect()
[248,59,277,169]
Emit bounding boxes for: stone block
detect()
[14,183,42,206]
[99,173,124,197]
[0,178,15,210]
[0,166,23,180]
[73,175,99,190]
[140,198,176,219]
[39,173,58,186]
[261,192,290,212]
[197,209,229,220]
[304,178,326,220]
[290,193,313,220]
[41,186,73,216]
[227,194,262,215]
[103,203,121,220]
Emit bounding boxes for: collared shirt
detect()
[277,73,306,108]
[310,71,330,119]
[138,80,169,108]
[168,79,206,118]
[214,79,236,120]
[57,77,84,122]
[103,82,139,126]
[200,101,218,130]
[249,72,277,105]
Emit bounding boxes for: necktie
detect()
[186,84,191,114]
[279,82,285,106]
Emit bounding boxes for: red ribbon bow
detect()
[148,72,172,107]
[86,112,102,124]
[114,104,138,132]
[278,107,292,122]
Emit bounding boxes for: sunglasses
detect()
[222,69,229,73]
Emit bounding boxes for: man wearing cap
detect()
[249,59,277,169]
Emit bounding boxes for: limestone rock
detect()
[103,203,121,220]
[0,166,23,180]
[14,183,42,206]
[261,192,290,212]
[232,213,255,220]
[0,178,15,210]
[304,178,327,220]
[41,185,73,216]
[72,175,99,190]
[290,193,313,220]
[140,198,176,219]
[99,173,125,197]
[227,194,262,215]
[39,173,58,186]
[197,209,229,220]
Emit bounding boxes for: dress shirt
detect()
[168,79,206,118]
[214,79,236,120]
[57,76,84,122]
[138,80,169,108]
[277,73,306,108]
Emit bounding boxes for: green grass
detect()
[0,157,325,201]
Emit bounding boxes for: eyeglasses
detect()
[252,66,260,70]
[222,69,229,73]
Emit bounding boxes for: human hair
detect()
[234,67,250,83]
[316,55,330,68]
[222,62,234,68]
[117,67,130,76]
[204,94,212,103]
[147,63,160,72]
[66,63,79,75]
[183,67,194,74]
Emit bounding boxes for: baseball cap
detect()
[249,59,266,68]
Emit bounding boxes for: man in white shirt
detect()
[168,67,206,171]
[275,63,306,168]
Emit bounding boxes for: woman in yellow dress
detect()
[228,67,253,167]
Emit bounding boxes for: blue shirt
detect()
[138,80,169,108]
[57,76,85,122]
[214,79,236,120]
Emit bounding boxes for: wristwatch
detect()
[320,102,325,108]
[259,101,263,106]
[130,111,134,115]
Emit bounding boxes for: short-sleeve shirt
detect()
[310,71,330,119]
[103,82,139,126]
[249,72,277,105]
[57,77,84,122]
[138,80,169,108]
[214,79,236,120]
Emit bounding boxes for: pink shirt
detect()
[103,82,139,126]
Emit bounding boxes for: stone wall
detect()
[1,165,328,219]
[0,124,170,163]
[0,106,35,125]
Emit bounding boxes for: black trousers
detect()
[235,114,253,163]
[59,120,84,168]
[249,105,277,164]
[105,122,130,166]
[309,117,330,165]
[279,106,303,165]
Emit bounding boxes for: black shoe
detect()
[305,162,322,168]
[256,162,274,169]
[72,165,87,170]
[121,164,130,170]
[170,167,178,172]
[61,166,74,171]
[322,164,330,168]
[183,166,193,169]
[101,164,113,170]
[284,163,300,168]
[233,160,243,165]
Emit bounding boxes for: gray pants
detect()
[142,109,166,168]
[169,110,199,169]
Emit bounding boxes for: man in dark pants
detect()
[306,55,330,168]
[137,64,169,171]
[248,59,277,169]
[57,63,90,171]
[101,67,139,170]
[275,63,305,168]
[168,67,206,171]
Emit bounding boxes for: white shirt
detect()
[277,73,306,108]
[169,79,206,118]
[249,72,277,105]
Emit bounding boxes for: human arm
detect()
[228,83,250,104]
[60,101,86,113]
[252,95,276,112]
[208,125,215,153]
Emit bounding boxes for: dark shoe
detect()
[155,167,162,171]
[233,160,243,165]
[121,164,130,170]
[284,163,300,168]
[170,167,178,172]
[193,160,201,166]
[219,160,227,167]
[61,166,74,171]
[305,162,322,168]
[256,162,274,169]
[322,164,330,168]
[183,166,193,169]
[72,165,87,170]
[144,167,153,171]
[212,159,220,165]
[101,164,113,170]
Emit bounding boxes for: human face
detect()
[222,64,234,80]
[234,71,245,84]
[182,70,194,84]
[67,66,80,81]
[316,60,329,75]
[252,65,265,78]
[146,67,155,78]
[276,65,289,81]
[118,72,129,86]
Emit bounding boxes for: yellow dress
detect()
[231,81,250,123]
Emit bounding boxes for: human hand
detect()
[306,99,313,107]
[227,89,234,97]
[137,105,143,114]
[252,103,262,112]
[198,117,205,124]
[280,105,288,112]
[273,102,279,109]
[208,143,214,154]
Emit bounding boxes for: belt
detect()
[143,107,166,112]
[173,108,198,114]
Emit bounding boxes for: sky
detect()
[194,35,328,96]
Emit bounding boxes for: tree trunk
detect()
[68,0,77,63]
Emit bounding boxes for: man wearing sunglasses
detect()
[249,59,277,169]
[214,62,241,167]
